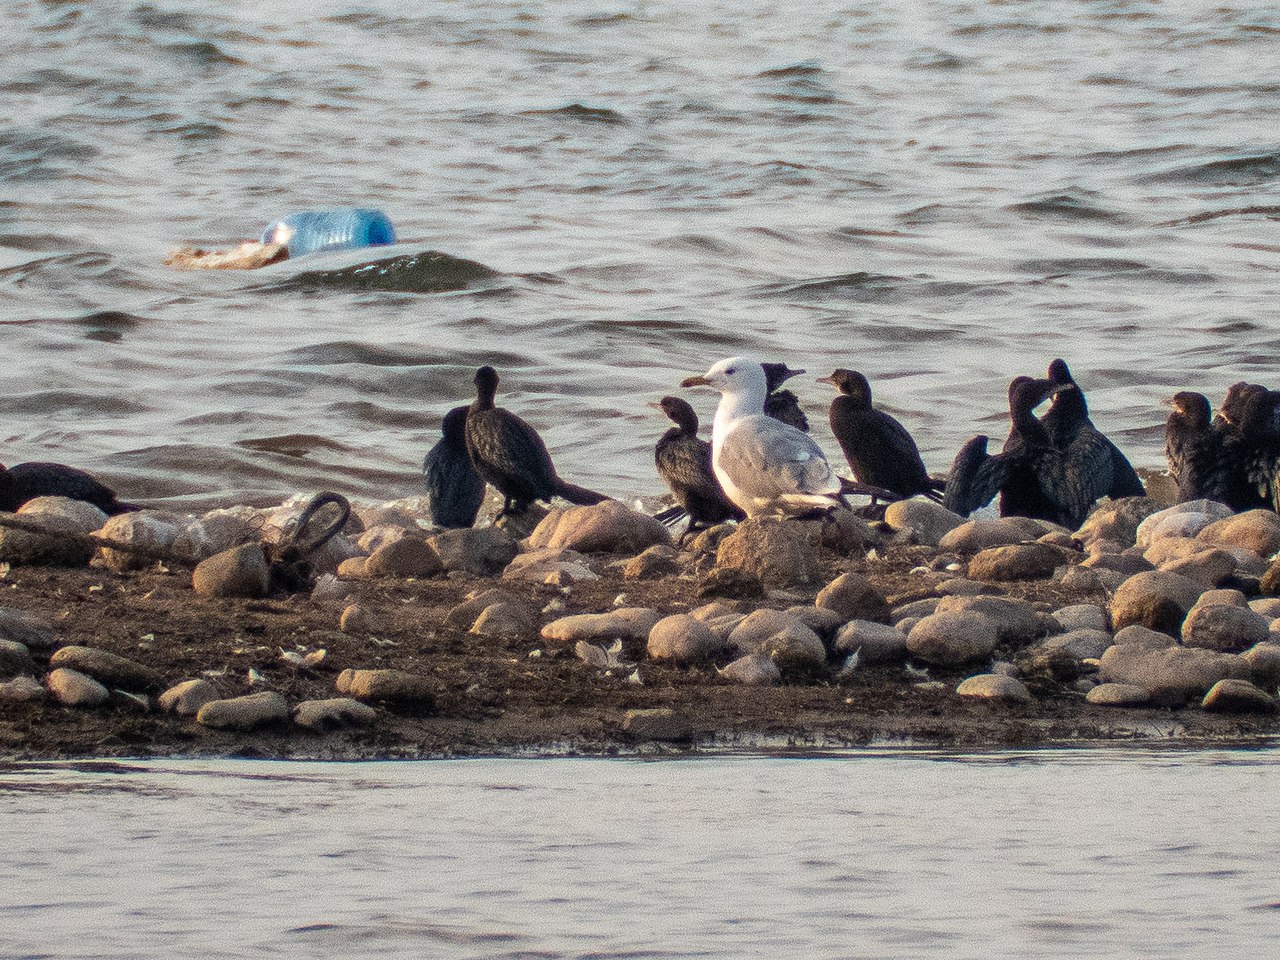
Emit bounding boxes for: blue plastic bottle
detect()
[260,208,396,258]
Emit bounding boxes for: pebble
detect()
[527,501,670,554]
[48,645,162,691]
[1053,604,1108,633]
[727,609,825,671]
[1180,604,1270,653]
[0,674,47,703]
[336,669,437,712]
[967,543,1067,582]
[46,667,110,707]
[955,674,1032,703]
[1097,644,1249,705]
[365,535,443,578]
[0,608,55,650]
[95,512,183,571]
[503,548,601,582]
[196,691,290,730]
[192,542,270,599]
[157,679,220,716]
[718,653,782,686]
[622,707,693,741]
[336,556,370,578]
[1086,683,1151,707]
[905,612,998,666]
[444,588,523,629]
[833,620,909,664]
[715,518,822,587]
[882,499,964,547]
[541,608,662,648]
[0,497,108,566]
[426,527,518,576]
[293,697,378,729]
[470,602,539,641]
[647,615,724,665]
[1109,570,1204,634]
[812,573,887,623]
[1201,678,1278,714]
[339,603,378,634]
[623,545,683,580]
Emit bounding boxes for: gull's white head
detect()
[680,356,767,397]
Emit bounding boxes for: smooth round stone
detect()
[785,606,847,643]
[48,646,161,691]
[1242,642,1280,686]
[1110,570,1204,634]
[1190,589,1248,611]
[526,501,670,555]
[365,536,443,578]
[891,598,941,625]
[833,620,908,664]
[541,608,662,647]
[1160,549,1236,589]
[1201,678,1278,714]
[470,602,538,641]
[647,615,724,665]
[95,512,183,571]
[815,573,889,623]
[906,612,998,666]
[0,674,47,703]
[1053,604,1108,633]
[1040,629,1114,661]
[335,669,436,712]
[622,707,692,742]
[0,497,109,566]
[293,698,378,729]
[192,543,270,598]
[955,674,1031,703]
[158,679,220,716]
[426,527,519,576]
[444,588,524,629]
[1136,510,1218,548]
[1181,604,1270,653]
[46,668,109,707]
[939,518,1033,553]
[1112,624,1178,649]
[882,499,964,547]
[1198,509,1280,558]
[718,654,781,686]
[715,519,821,587]
[934,595,1039,644]
[196,691,290,730]
[1098,645,1249,705]
[1086,683,1151,707]
[728,611,825,672]
[968,543,1066,582]
[622,545,682,580]
[1075,498,1164,549]
[0,608,55,650]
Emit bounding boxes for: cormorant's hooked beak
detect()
[815,375,835,386]
[647,401,666,412]
[681,375,711,388]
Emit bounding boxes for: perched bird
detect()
[761,362,810,432]
[1042,358,1145,499]
[1213,381,1268,434]
[817,368,942,504]
[1231,387,1280,511]
[1163,392,1226,504]
[651,396,744,533]
[463,366,608,517]
[422,405,486,528]
[0,462,135,515]
[945,377,1103,527]
[681,356,844,518]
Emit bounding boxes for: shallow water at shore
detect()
[2,1,1279,508]
[3,750,1280,958]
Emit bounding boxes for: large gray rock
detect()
[1075,497,1169,548]
[527,501,669,554]
[1086,683,1151,707]
[293,697,378,729]
[1110,570,1204,634]
[934,595,1039,645]
[1160,549,1236,589]
[1098,644,1250,704]
[0,497,108,566]
[715,519,821,587]
[336,669,436,712]
[46,667,109,707]
[968,543,1067,581]
[95,512,183,571]
[0,607,55,650]
[718,654,782,686]
[1201,678,1277,714]
[1198,509,1280,559]
[157,679,220,716]
[426,527,518,576]
[192,542,270,598]
[833,620,909,663]
[647,615,724,665]
[541,608,662,647]
[1181,604,1270,653]
[470,602,539,641]
[365,535,443,578]
[906,612,999,666]
[883,499,964,547]
[1038,629,1114,661]
[815,573,890,623]
[727,609,825,671]
[1242,642,1280,686]
[48,646,162,691]
[1112,624,1179,649]
[956,674,1031,703]
[939,518,1033,553]
[1053,604,1109,633]
[196,691,290,730]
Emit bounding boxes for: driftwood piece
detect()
[164,241,288,270]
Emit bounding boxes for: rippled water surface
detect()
[3,1,1279,506]
[3,751,1280,958]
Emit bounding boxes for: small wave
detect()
[323,401,436,430]
[277,250,499,294]
[235,434,356,458]
[150,121,227,142]
[522,103,626,124]
[1016,257,1149,276]
[280,342,445,368]
[753,271,992,304]
[0,390,150,417]
[904,49,973,70]
[1139,152,1280,187]
[756,62,827,79]
[1156,205,1280,227]
[158,40,245,69]
[1007,191,1128,223]
[69,310,149,343]
[0,131,99,182]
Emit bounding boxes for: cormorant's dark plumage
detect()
[0,462,135,515]
[817,368,941,503]
[761,362,809,432]
[1213,381,1267,434]
[652,396,744,532]
[423,406,486,528]
[463,366,608,517]
[1044,358,1145,500]
[1164,392,1226,504]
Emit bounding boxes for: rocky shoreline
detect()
[2,492,1279,760]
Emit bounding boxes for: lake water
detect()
[2,0,1279,508]
[2,750,1279,958]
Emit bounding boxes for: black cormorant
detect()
[464,366,608,517]
[817,368,942,504]
[1043,358,1145,500]
[651,396,744,532]
[0,462,135,515]
[761,362,809,432]
[1163,392,1227,504]
[422,406,486,528]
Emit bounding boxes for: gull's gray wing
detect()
[717,414,837,498]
